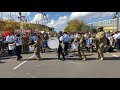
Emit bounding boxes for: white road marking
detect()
[112,54,119,57]
[28,54,36,59]
[13,54,35,70]
[13,60,27,70]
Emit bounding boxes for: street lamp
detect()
[18,12,25,30]
[112,12,119,31]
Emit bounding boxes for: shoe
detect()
[100,58,103,61]
[37,58,40,61]
[82,58,86,61]
[17,58,20,61]
[62,59,65,61]
[58,58,60,60]
[79,58,82,60]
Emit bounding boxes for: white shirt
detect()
[15,37,22,46]
[59,36,64,41]
[106,33,111,39]
[117,33,120,39]
[113,34,118,39]
[6,35,15,43]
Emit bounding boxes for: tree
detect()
[64,19,86,33]
[91,28,97,33]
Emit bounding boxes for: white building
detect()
[87,18,120,32]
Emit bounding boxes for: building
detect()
[87,18,120,32]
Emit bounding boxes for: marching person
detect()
[77,32,86,60]
[34,35,41,61]
[14,33,23,61]
[6,32,16,55]
[57,41,66,61]
[96,27,106,60]
[22,33,29,53]
[63,32,70,56]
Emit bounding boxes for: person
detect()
[96,27,106,60]
[57,41,66,61]
[0,36,5,54]
[34,35,41,61]
[14,33,23,61]
[116,31,120,50]
[22,33,29,53]
[77,32,86,60]
[6,33,16,55]
[63,32,70,56]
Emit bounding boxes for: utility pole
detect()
[116,12,119,31]
[10,12,11,20]
[112,12,119,31]
[1,12,2,19]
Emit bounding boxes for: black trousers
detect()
[116,39,120,50]
[15,45,22,59]
[58,50,65,60]
[8,50,13,55]
[64,42,69,55]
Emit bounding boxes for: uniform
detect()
[63,33,70,56]
[96,29,106,60]
[15,34,23,60]
[22,35,29,53]
[34,36,41,61]
[57,41,65,60]
[77,33,86,60]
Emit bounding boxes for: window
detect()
[110,20,112,24]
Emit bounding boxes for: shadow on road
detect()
[27,58,57,61]
[71,53,95,57]
[0,56,16,60]
[104,57,120,60]
[0,61,5,63]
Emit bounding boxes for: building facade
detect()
[87,18,120,32]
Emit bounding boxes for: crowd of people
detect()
[0,27,120,61]
[0,31,50,60]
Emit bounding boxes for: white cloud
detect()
[30,13,49,24]
[46,15,68,32]
[70,12,114,21]
[46,12,115,32]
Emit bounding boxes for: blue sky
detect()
[27,12,116,23]
[1,12,117,32]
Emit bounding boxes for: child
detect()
[58,41,66,61]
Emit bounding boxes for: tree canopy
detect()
[64,19,86,33]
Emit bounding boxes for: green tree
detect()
[91,28,97,33]
[64,19,86,33]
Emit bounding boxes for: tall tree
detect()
[64,19,86,33]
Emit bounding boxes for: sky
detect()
[0,12,118,32]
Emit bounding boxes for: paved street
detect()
[0,51,120,78]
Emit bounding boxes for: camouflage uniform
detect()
[96,31,106,60]
[77,34,86,60]
[22,35,29,53]
[34,36,41,61]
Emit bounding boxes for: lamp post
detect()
[18,12,25,30]
[112,12,119,31]
[116,12,119,31]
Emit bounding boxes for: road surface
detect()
[0,51,120,78]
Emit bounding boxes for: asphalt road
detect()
[0,51,120,78]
